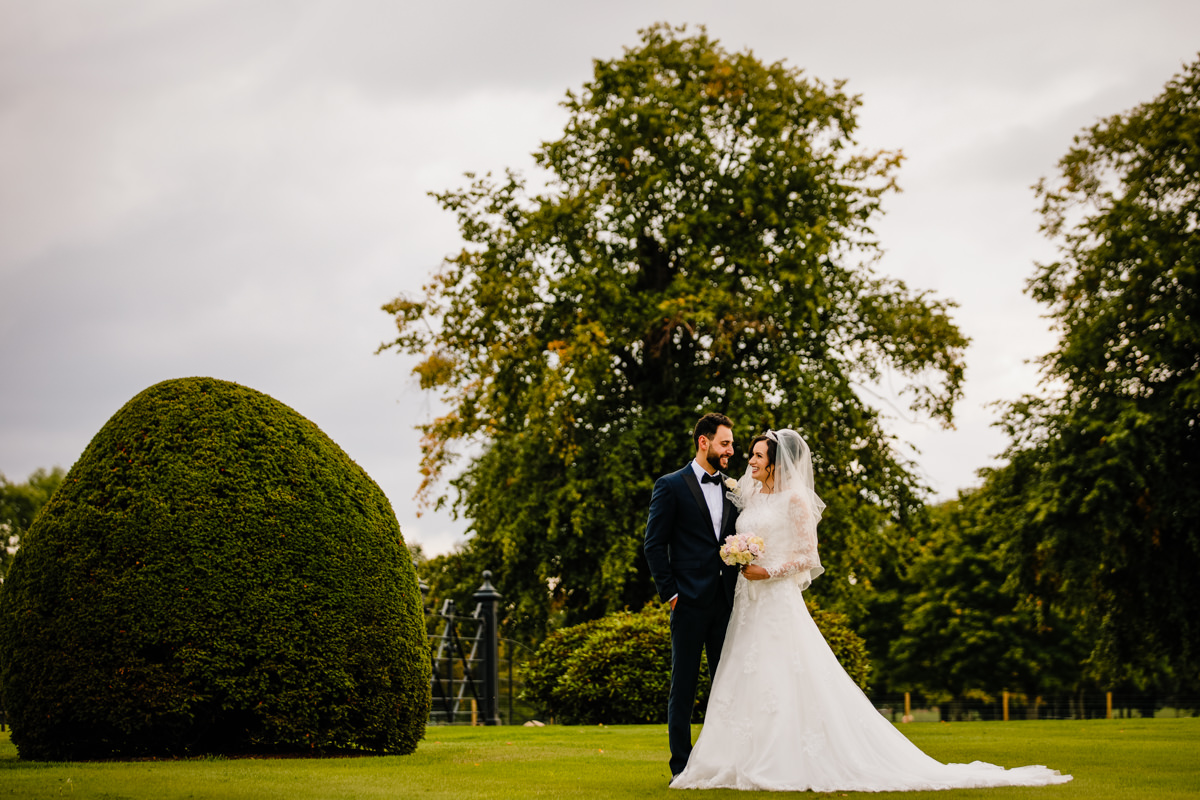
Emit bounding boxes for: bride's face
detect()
[749,441,772,481]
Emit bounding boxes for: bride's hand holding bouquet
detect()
[740,564,770,580]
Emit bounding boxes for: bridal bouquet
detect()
[720,532,765,567]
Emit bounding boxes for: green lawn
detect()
[0,718,1196,798]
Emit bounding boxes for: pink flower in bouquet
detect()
[720,532,765,567]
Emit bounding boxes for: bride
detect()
[670,429,1072,792]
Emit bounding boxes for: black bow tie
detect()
[701,472,722,485]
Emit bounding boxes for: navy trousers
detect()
[668,590,732,776]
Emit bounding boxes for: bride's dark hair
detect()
[749,433,776,465]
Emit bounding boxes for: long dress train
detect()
[670,488,1072,792]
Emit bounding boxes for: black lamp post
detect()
[473,570,503,725]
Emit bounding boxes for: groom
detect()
[644,412,740,780]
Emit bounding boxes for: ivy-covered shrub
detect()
[0,378,431,759]
[525,601,870,724]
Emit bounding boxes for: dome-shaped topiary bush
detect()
[0,377,431,759]
[525,601,870,725]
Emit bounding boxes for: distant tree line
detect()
[0,467,64,581]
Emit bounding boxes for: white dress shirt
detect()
[691,459,724,540]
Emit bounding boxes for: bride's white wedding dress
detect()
[671,484,1072,792]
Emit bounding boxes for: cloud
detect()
[2,0,1199,554]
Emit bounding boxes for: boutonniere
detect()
[724,476,748,510]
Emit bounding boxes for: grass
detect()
[0,718,1196,799]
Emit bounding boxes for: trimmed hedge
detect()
[0,378,431,759]
[525,601,870,725]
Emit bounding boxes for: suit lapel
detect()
[681,467,716,539]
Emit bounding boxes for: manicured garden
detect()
[1,717,1196,799]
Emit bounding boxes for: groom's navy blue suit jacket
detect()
[644,464,739,609]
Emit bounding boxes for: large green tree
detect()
[382,24,967,638]
[999,56,1200,681]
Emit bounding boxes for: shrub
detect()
[811,603,872,690]
[525,601,870,725]
[524,604,686,724]
[0,377,430,759]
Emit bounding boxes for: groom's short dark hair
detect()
[693,413,733,448]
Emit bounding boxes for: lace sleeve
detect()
[765,491,824,589]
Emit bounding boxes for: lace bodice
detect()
[735,489,824,590]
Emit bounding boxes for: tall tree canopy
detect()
[999,56,1200,680]
[382,24,967,637]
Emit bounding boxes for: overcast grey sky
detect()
[2,1,1197,556]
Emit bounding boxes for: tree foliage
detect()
[0,378,430,759]
[884,487,1085,702]
[998,56,1200,681]
[382,24,967,638]
[0,467,64,581]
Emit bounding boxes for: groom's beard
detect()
[704,445,729,472]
